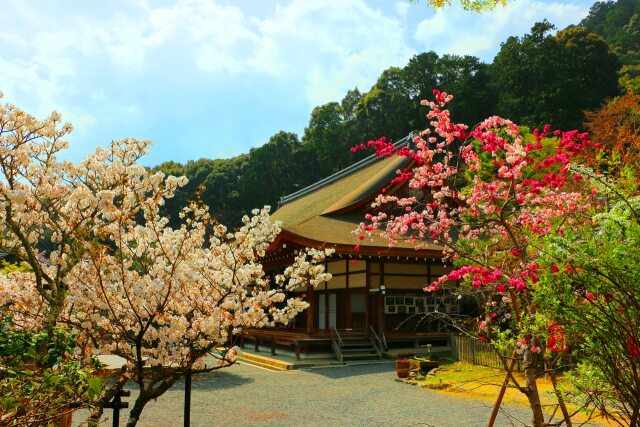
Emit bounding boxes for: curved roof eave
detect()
[267,228,443,258]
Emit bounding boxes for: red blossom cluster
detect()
[547,322,568,353]
[355,90,598,352]
[357,92,593,284]
[627,336,640,359]
[350,136,396,157]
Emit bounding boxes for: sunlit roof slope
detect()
[271,153,409,227]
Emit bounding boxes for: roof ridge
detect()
[279,134,412,206]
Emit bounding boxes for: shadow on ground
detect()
[303,362,395,379]
[156,370,255,391]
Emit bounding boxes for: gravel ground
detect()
[76,361,599,427]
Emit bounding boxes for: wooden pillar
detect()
[294,341,301,361]
[379,261,385,333]
[324,261,328,330]
[345,257,350,329]
[306,284,314,335]
[365,260,370,330]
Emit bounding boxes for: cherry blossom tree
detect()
[0,92,332,426]
[70,204,331,426]
[356,90,595,427]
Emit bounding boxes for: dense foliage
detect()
[536,169,640,426]
[580,0,640,92]
[492,21,619,129]
[0,321,101,426]
[581,0,640,65]
[584,92,640,176]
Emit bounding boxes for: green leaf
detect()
[87,377,102,399]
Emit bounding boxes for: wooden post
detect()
[306,284,314,335]
[546,359,572,426]
[487,350,518,427]
[365,260,371,331]
[451,335,458,360]
[294,341,301,361]
[379,262,385,334]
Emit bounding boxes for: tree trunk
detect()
[38,293,66,361]
[126,393,150,427]
[125,377,177,427]
[523,348,545,427]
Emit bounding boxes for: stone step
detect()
[341,352,381,359]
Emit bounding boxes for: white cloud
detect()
[0,0,417,110]
[248,0,416,105]
[414,0,589,59]
[395,1,411,18]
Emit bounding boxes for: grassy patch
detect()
[408,361,612,425]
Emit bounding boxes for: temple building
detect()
[243,137,458,360]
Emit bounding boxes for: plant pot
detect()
[396,368,410,378]
[395,359,410,370]
[58,412,72,427]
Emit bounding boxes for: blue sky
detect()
[0,0,595,166]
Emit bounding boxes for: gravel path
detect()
[79,361,597,427]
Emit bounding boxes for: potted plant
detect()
[409,357,439,372]
[395,356,411,378]
[409,345,438,373]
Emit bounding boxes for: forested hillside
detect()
[155,0,637,226]
[581,0,640,91]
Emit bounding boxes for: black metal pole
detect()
[113,402,120,427]
[106,389,129,427]
[184,370,192,427]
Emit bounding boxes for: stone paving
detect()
[78,361,602,427]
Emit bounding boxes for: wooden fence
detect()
[453,335,522,372]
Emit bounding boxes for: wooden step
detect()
[340,341,373,347]
[237,351,291,371]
